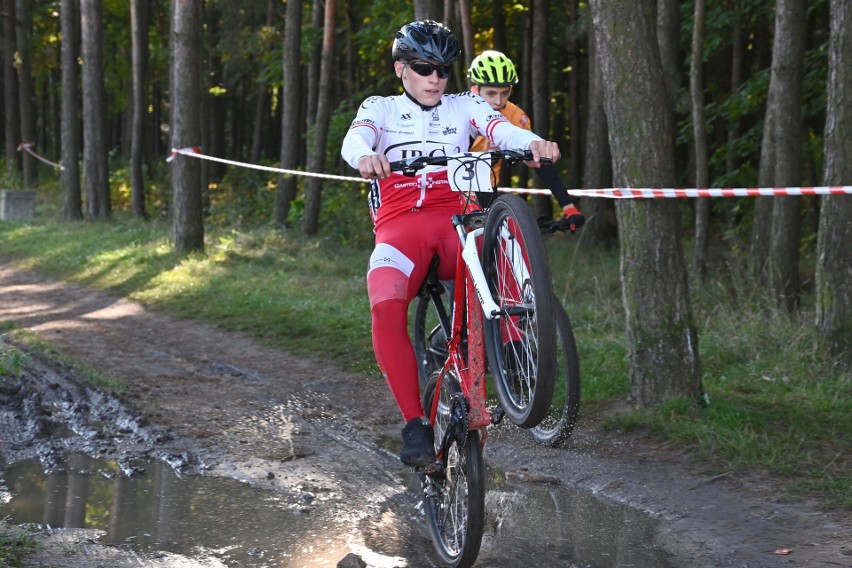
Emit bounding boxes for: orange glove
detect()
[560,204,585,232]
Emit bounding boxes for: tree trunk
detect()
[3,0,20,179]
[691,0,710,279]
[766,0,807,311]
[305,0,322,132]
[531,0,552,219]
[303,0,335,235]
[815,0,852,369]
[591,0,703,407]
[457,0,474,70]
[60,0,82,220]
[491,0,506,52]
[656,0,681,111]
[170,0,204,252]
[80,0,111,219]
[130,0,149,219]
[414,0,441,20]
[249,0,275,165]
[15,0,37,189]
[274,0,303,226]
[580,16,616,246]
[567,0,582,190]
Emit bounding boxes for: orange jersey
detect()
[470,101,531,183]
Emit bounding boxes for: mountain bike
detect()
[389,149,562,567]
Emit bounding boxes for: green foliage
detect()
[0,337,27,379]
[0,528,37,567]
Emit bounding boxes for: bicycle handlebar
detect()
[388,149,551,177]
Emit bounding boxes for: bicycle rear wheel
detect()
[421,372,484,568]
[529,300,581,446]
[481,194,557,428]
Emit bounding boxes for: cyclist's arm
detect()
[341,96,384,171]
[534,164,578,209]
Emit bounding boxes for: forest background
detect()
[0,0,850,507]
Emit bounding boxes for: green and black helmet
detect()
[467,50,519,86]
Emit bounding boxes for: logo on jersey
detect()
[400,113,411,120]
[442,126,457,136]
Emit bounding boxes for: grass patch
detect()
[2,327,125,393]
[0,528,37,567]
[1,214,850,508]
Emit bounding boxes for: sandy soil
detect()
[1,261,850,568]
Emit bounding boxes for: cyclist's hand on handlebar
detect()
[524,140,561,168]
[357,153,392,180]
[559,204,585,233]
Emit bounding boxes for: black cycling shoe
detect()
[400,418,436,467]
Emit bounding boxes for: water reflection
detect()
[1,454,322,566]
[2,454,673,567]
[482,474,673,567]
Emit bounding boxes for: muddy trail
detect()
[0,262,849,568]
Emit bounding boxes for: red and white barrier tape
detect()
[565,186,852,198]
[17,142,64,171]
[168,146,364,183]
[168,147,852,198]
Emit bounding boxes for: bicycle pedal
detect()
[490,405,505,425]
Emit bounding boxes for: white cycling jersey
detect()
[341,91,542,229]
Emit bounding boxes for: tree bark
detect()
[60,0,82,220]
[170,0,204,252]
[531,0,552,219]
[766,0,807,311]
[15,0,37,189]
[414,0,441,20]
[591,0,703,407]
[81,0,111,219]
[2,0,20,179]
[691,0,710,279]
[815,0,852,369]
[130,0,149,219]
[580,16,616,246]
[274,0,303,226]
[457,0,474,70]
[303,0,335,235]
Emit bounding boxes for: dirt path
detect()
[1,261,850,568]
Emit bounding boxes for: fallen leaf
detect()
[774,547,794,555]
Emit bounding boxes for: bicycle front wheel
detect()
[482,194,557,428]
[529,300,581,446]
[421,372,485,568]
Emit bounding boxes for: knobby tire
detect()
[529,300,581,446]
[421,373,485,568]
[481,194,557,428]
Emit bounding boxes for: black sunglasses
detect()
[407,60,452,79]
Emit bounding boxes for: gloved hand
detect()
[559,204,585,232]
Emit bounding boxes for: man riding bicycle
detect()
[340,20,562,467]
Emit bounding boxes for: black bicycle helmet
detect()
[392,20,460,64]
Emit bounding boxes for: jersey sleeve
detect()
[465,94,541,151]
[341,96,385,169]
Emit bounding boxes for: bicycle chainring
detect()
[448,392,469,449]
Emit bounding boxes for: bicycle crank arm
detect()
[461,228,502,319]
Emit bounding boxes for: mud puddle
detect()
[0,453,333,567]
[2,451,673,568]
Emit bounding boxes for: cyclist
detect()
[340,20,562,467]
[468,50,585,232]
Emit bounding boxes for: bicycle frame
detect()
[425,211,496,443]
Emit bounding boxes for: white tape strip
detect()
[17,142,64,170]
